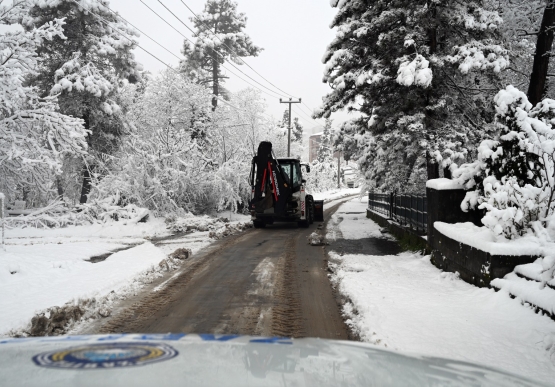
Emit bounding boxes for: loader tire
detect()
[307,196,315,224]
[298,200,312,228]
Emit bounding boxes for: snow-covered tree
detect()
[180,0,261,110]
[231,88,266,155]
[25,0,143,203]
[278,110,303,143]
[496,0,543,91]
[91,68,248,215]
[305,160,339,193]
[0,3,88,201]
[317,119,333,162]
[292,117,303,143]
[318,0,509,192]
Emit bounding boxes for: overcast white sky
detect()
[109,0,351,133]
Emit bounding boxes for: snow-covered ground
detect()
[0,188,359,337]
[0,213,250,337]
[312,187,360,202]
[327,197,555,385]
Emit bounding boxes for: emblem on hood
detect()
[33,342,178,370]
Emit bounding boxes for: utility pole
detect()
[280,98,301,157]
[337,151,341,188]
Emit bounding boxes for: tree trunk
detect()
[22,186,29,202]
[212,53,219,111]
[79,166,91,204]
[426,151,439,180]
[79,112,91,204]
[56,175,64,199]
[527,1,555,106]
[425,9,439,182]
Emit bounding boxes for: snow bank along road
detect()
[327,198,555,385]
[85,197,357,339]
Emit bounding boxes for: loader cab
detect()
[277,158,303,192]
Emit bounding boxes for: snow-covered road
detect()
[327,197,555,385]
[0,188,359,337]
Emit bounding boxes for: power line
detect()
[97,1,181,61]
[138,0,286,106]
[166,1,325,126]
[293,107,323,128]
[157,0,197,36]
[157,0,294,100]
[86,0,304,125]
[74,0,247,115]
[136,0,323,126]
[178,0,296,99]
[178,0,326,120]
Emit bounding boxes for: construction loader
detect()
[249,142,323,228]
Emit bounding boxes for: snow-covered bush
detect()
[305,160,339,193]
[85,70,261,216]
[4,200,91,229]
[479,175,546,238]
[454,86,555,239]
[77,195,149,224]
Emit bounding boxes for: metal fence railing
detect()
[368,191,427,235]
[368,192,391,218]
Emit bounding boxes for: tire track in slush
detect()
[270,236,304,338]
[99,232,245,334]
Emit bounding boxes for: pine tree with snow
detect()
[279,109,288,128]
[180,0,261,110]
[486,90,542,188]
[278,110,303,143]
[318,0,509,192]
[24,0,143,203]
[292,117,303,143]
[317,119,334,162]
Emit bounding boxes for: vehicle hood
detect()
[0,334,544,386]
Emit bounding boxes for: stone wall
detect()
[431,228,537,287]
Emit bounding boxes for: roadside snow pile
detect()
[165,214,252,239]
[312,187,360,202]
[308,232,324,246]
[0,242,168,337]
[1,210,253,337]
[328,251,555,384]
[327,198,555,384]
[5,199,150,229]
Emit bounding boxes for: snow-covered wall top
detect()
[426,178,463,191]
[434,222,543,256]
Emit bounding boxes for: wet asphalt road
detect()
[97,197,365,339]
